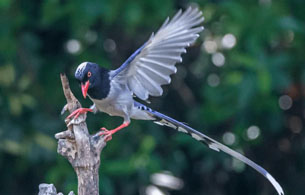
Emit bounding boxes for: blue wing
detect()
[110,7,204,100]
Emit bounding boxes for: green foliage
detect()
[0,0,304,194]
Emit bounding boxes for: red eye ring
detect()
[87,71,92,77]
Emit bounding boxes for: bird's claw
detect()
[100,127,108,132]
[61,104,68,115]
[97,123,129,141]
[66,108,93,120]
[99,127,113,142]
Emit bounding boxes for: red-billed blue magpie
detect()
[67,7,283,195]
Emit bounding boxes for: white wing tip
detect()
[173,67,177,74]
[158,88,163,96]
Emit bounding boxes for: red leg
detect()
[99,122,130,141]
[66,108,93,119]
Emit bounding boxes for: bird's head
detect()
[75,62,100,98]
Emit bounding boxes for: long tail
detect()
[135,102,284,195]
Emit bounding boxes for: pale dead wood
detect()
[39,74,108,195]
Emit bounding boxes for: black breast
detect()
[87,68,111,100]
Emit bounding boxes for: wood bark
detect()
[42,74,108,195]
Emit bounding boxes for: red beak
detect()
[81,80,90,99]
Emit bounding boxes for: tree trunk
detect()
[75,165,100,195]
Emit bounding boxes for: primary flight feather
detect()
[68,7,284,195]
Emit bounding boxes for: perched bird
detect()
[68,7,283,195]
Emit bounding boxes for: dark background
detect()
[0,0,304,194]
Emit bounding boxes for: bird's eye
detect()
[87,71,92,78]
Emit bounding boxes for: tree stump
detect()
[39,74,109,195]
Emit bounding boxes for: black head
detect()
[75,62,110,99]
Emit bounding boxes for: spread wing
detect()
[110,7,204,100]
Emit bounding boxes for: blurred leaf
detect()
[0,64,15,87]
[278,16,305,33]
[0,139,23,155]
[225,71,243,85]
[257,69,271,94]
[8,96,22,116]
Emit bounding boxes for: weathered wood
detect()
[38,183,74,195]
[50,74,108,195]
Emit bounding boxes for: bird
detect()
[67,7,284,195]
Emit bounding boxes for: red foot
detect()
[66,108,93,119]
[99,128,113,142]
[98,122,129,142]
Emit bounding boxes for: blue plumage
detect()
[69,7,284,195]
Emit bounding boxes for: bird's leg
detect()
[99,122,130,141]
[66,108,93,119]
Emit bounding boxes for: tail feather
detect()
[144,106,284,195]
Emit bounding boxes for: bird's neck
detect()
[87,68,110,100]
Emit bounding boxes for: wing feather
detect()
[129,76,148,100]
[138,64,171,85]
[111,7,204,100]
[139,58,177,75]
[136,70,163,96]
[170,9,183,23]
[149,48,187,55]
[146,54,182,62]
